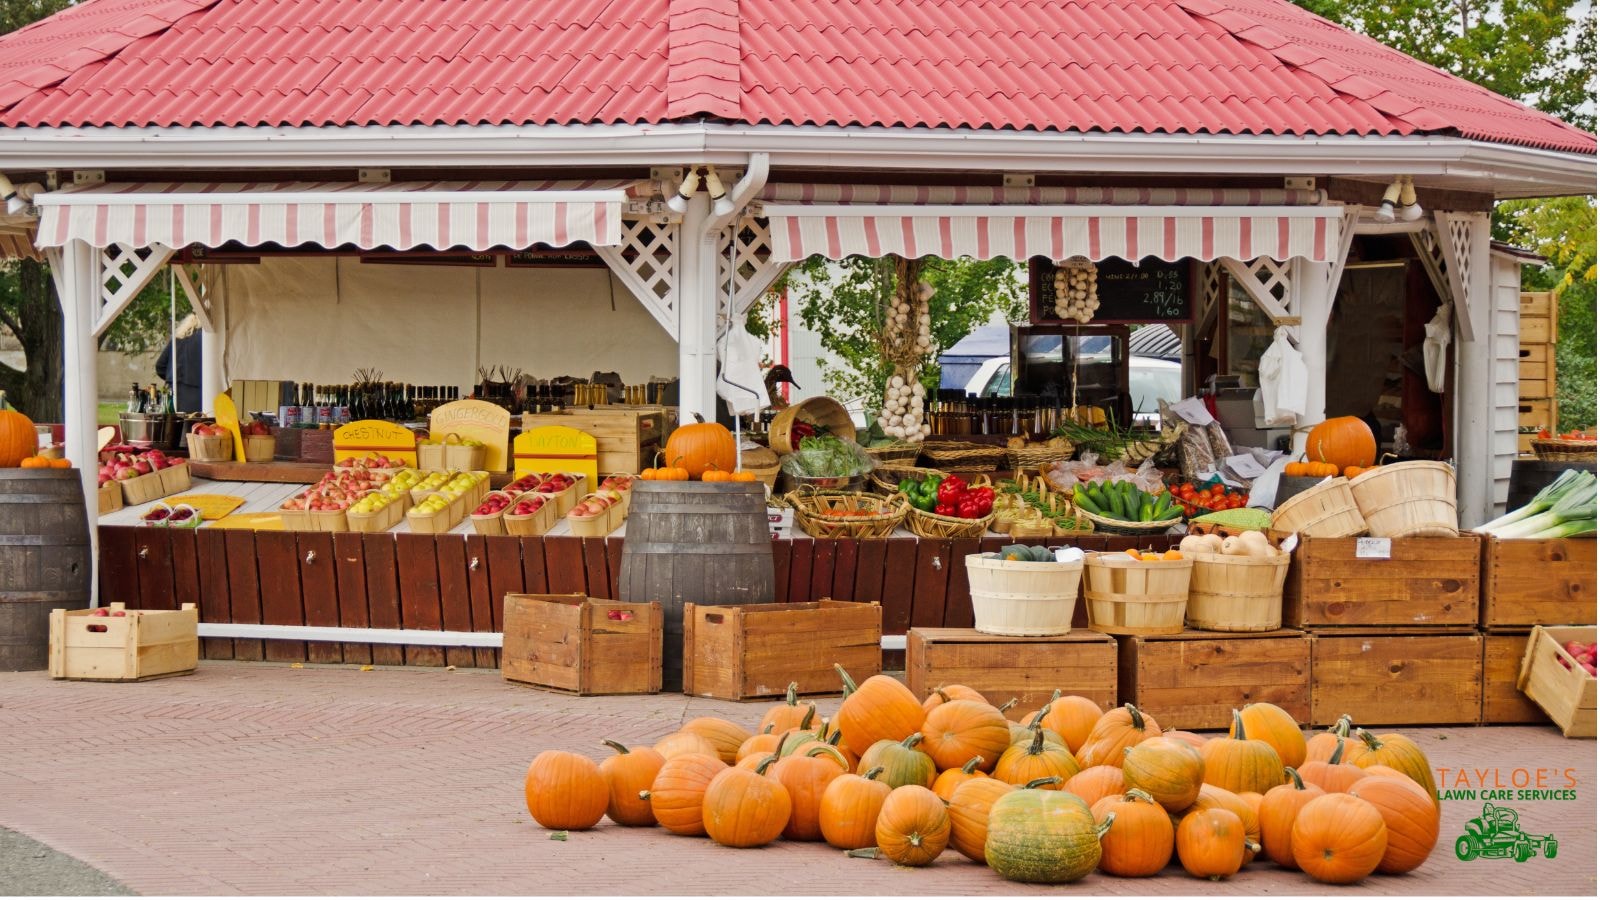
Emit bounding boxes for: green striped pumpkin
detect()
[984,787,1109,883]
[856,733,936,789]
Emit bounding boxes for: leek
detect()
[1477,469,1598,538]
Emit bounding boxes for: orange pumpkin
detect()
[1307,416,1377,470]
[653,731,721,761]
[1177,807,1250,880]
[665,418,736,478]
[1038,692,1104,753]
[19,456,49,469]
[523,750,609,830]
[644,753,728,835]
[1061,765,1125,807]
[1298,740,1368,794]
[834,663,925,757]
[920,699,1011,772]
[1291,792,1389,883]
[1161,729,1210,752]
[921,683,988,712]
[1122,736,1204,812]
[947,776,1017,862]
[1188,784,1262,863]
[1304,714,1369,765]
[758,682,818,735]
[1231,702,1307,768]
[874,784,950,866]
[730,471,758,482]
[993,727,1080,787]
[597,739,665,827]
[931,756,988,802]
[702,759,791,848]
[819,766,891,850]
[1093,789,1174,877]
[0,409,38,468]
[1259,766,1325,869]
[1076,703,1161,769]
[1347,774,1438,874]
[50,457,72,469]
[1202,709,1286,795]
[738,727,784,763]
[679,717,751,765]
[1353,729,1438,809]
[765,746,845,841]
[1284,461,1307,477]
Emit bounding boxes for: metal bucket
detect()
[118,412,178,449]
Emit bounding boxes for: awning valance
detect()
[762,204,1345,264]
[33,180,640,251]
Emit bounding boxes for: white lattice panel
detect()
[716,217,790,326]
[1221,256,1293,321]
[1431,211,1485,342]
[94,242,174,337]
[174,262,218,332]
[1200,260,1225,322]
[596,217,679,338]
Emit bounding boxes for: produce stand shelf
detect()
[905,627,1118,714]
[1117,629,1311,731]
[1309,627,1483,727]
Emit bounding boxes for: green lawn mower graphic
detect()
[1455,803,1558,862]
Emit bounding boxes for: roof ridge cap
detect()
[665,0,739,119]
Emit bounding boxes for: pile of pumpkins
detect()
[638,419,757,482]
[523,668,1439,884]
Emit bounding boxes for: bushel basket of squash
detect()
[521,670,1441,887]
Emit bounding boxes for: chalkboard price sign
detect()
[1031,256,1193,324]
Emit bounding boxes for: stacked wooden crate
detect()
[1288,535,1484,726]
[1479,536,1597,726]
[1517,291,1559,455]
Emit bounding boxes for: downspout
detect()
[681,154,769,421]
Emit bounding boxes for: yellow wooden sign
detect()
[430,399,511,472]
[333,419,418,466]
[213,392,245,463]
[512,425,598,486]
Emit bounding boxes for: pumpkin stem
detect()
[1231,708,1246,741]
[863,766,885,781]
[603,739,630,755]
[1329,740,1345,766]
[1285,766,1306,790]
[1125,702,1145,731]
[1027,702,1051,729]
[1125,788,1156,805]
[997,698,1018,714]
[638,790,651,800]
[1355,728,1383,751]
[1027,725,1046,755]
[960,756,982,775]
[933,687,950,703]
[1095,811,1116,838]
[784,681,800,707]
[901,732,924,749]
[1049,688,1063,702]
[1022,776,1062,789]
[845,847,881,859]
[1246,839,1262,854]
[827,730,843,747]
[906,832,923,847]
[756,754,781,775]
[1331,714,1355,738]
[798,705,816,732]
[835,663,859,698]
[760,723,774,735]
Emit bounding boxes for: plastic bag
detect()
[780,435,875,478]
[1178,423,1216,479]
[1043,453,1107,492]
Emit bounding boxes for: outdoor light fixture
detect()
[1397,174,1424,222]
[666,168,701,214]
[705,166,734,217]
[1373,176,1404,224]
[0,173,29,216]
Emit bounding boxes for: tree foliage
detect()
[786,256,1026,412]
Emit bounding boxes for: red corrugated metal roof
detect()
[0,0,1590,155]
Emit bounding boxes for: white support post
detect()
[677,192,717,423]
[1451,212,1495,527]
[198,267,225,414]
[47,240,102,603]
[1289,257,1332,454]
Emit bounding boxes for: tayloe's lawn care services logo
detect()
[1454,802,1558,862]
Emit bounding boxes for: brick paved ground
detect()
[0,662,1593,896]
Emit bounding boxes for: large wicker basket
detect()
[1083,552,1192,636]
[1077,505,1183,536]
[920,441,1006,473]
[868,464,947,495]
[1005,442,1075,470]
[1269,476,1366,540]
[768,398,857,454]
[907,506,997,539]
[1532,437,1597,462]
[1348,461,1458,538]
[1184,551,1290,632]
[864,442,924,465]
[788,489,910,539]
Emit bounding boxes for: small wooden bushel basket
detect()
[1184,552,1290,632]
[1083,552,1192,636]
[185,432,233,462]
[49,602,198,682]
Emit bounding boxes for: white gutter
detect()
[198,622,911,652]
[0,124,1591,198]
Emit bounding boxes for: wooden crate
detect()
[905,627,1117,715]
[1310,628,1483,727]
[501,593,661,695]
[1118,629,1311,731]
[1518,341,1557,402]
[48,602,198,682]
[1517,625,1596,738]
[682,599,882,701]
[1519,398,1557,433]
[522,406,669,474]
[1284,535,1480,628]
[1481,537,1596,627]
[1519,290,1555,346]
[1482,631,1546,725]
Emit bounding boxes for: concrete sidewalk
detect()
[0,663,1593,896]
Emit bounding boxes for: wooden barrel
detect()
[619,481,775,691]
[1509,458,1597,512]
[1,468,92,671]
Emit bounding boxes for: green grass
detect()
[97,402,122,427]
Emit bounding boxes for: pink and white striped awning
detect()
[33,180,640,251]
[761,203,1346,263]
